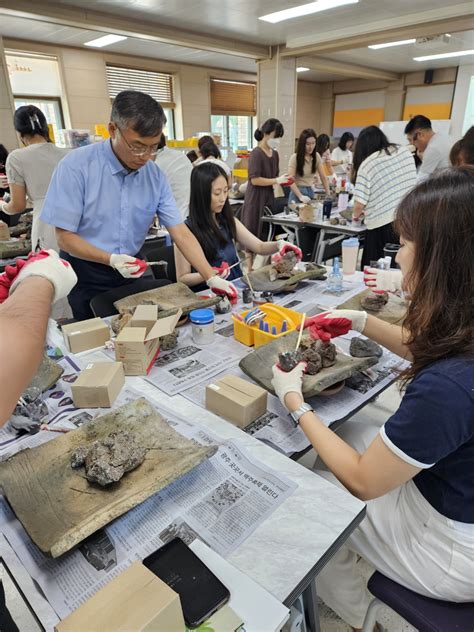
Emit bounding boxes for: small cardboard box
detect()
[130,305,159,335]
[71,362,124,408]
[55,561,185,632]
[115,309,182,376]
[62,317,110,354]
[206,374,267,428]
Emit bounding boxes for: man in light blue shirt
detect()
[41,91,236,319]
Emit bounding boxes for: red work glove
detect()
[299,314,352,341]
[271,240,303,264]
[212,261,230,280]
[206,275,238,304]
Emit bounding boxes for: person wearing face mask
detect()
[288,128,330,204]
[175,162,301,290]
[241,118,287,240]
[271,167,474,631]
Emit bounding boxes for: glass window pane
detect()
[163,107,175,139]
[13,97,64,142]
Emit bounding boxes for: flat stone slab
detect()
[338,289,408,325]
[0,398,215,557]
[113,281,221,316]
[25,355,64,394]
[0,240,31,259]
[239,331,378,396]
[242,263,327,292]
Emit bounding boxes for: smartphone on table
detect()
[143,537,230,629]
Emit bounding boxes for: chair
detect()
[361,572,474,632]
[142,244,177,283]
[89,278,172,318]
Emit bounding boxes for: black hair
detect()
[352,125,397,182]
[186,150,198,163]
[198,135,214,149]
[404,115,432,135]
[0,144,8,169]
[295,128,317,177]
[188,162,236,260]
[315,133,330,156]
[157,133,166,150]
[111,90,167,137]
[450,126,474,166]
[200,141,221,159]
[338,131,354,150]
[13,105,51,142]
[254,118,284,142]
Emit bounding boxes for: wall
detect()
[333,90,385,137]
[450,62,474,138]
[0,37,18,151]
[2,38,257,139]
[295,81,322,135]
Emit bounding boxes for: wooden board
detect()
[242,263,327,292]
[338,289,408,325]
[25,355,64,394]
[0,398,215,557]
[114,282,221,315]
[239,331,378,396]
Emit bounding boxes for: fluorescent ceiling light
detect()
[297,67,310,72]
[414,49,474,62]
[84,34,127,48]
[259,0,359,24]
[368,39,416,50]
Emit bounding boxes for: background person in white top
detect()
[331,131,354,176]
[352,126,417,267]
[155,134,192,219]
[195,140,232,185]
[404,115,452,180]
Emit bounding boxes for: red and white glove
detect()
[271,362,306,404]
[271,240,303,264]
[364,267,403,293]
[0,249,77,304]
[206,275,238,304]
[212,262,230,280]
[319,309,367,334]
[110,254,147,278]
[299,313,352,342]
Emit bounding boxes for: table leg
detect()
[302,580,321,632]
[315,229,327,264]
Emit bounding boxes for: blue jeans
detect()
[288,185,314,205]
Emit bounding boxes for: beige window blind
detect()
[210,79,256,116]
[106,65,175,107]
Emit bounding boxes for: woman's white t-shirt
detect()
[331,146,352,175]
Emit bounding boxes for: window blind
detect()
[210,79,256,116]
[106,65,175,107]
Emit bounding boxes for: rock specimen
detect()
[361,291,389,312]
[71,431,146,486]
[350,337,383,358]
[111,311,133,335]
[329,217,339,225]
[270,250,297,281]
[216,295,231,314]
[160,331,178,350]
[339,208,353,222]
[278,350,302,372]
[278,335,336,375]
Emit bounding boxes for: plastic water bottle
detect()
[327,257,343,292]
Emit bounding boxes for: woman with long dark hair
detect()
[315,133,334,179]
[0,105,69,253]
[351,125,416,267]
[287,128,330,203]
[241,118,287,242]
[331,131,354,175]
[175,162,301,289]
[271,167,474,630]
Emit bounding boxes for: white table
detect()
[262,211,367,263]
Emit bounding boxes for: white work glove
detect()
[109,254,147,278]
[271,362,306,404]
[206,275,238,303]
[9,249,77,303]
[342,157,351,165]
[300,195,311,204]
[364,268,403,293]
[322,309,367,333]
[276,174,290,185]
[273,240,303,263]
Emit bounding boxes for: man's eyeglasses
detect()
[116,127,159,157]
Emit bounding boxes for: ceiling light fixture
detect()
[413,49,474,62]
[368,39,416,50]
[259,0,359,24]
[84,34,128,48]
[297,67,310,72]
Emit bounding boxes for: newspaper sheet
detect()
[0,426,296,620]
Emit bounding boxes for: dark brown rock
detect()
[278,350,303,372]
[350,337,383,358]
[361,291,389,312]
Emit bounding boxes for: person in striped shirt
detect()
[351,126,417,267]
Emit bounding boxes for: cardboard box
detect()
[206,375,267,428]
[115,309,182,375]
[130,305,159,335]
[62,317,110,354]
[71,362,124,408]
[55,561,185,632]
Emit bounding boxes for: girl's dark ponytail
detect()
[254,128,264,141]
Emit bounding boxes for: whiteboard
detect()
[380,120,451,145]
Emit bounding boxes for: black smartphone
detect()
[143,537,230,629]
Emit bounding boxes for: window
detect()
[210,78,256,150]
[106,65,176,139]
[211,115,255,150]
[13,96,64,142]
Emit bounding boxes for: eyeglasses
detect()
[116,126,159,157]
